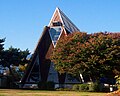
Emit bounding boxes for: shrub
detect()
[46,81,55,90]
[88,82,100,92]
[72,82,102,92]
[78,84,89,91]
[72,84,79,91]
[72,84,89,91]
[38,81,55,90]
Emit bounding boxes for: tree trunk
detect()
[8,66,15,81]
[79,73,84,83]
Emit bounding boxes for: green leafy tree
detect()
[0,38,5,61]
[1,46,30,81]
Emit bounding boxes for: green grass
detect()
[0,89,107,96]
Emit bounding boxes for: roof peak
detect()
[56,7,60,10]
[56,7,59,9]
[48,8,80,33]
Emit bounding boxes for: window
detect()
[49,26,62,46]
[52,21,62,26]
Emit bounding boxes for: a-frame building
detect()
[20,7,81,88]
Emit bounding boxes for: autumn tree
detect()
[81,32,120,81]
[51,32,120,82]
[51,32,89,81]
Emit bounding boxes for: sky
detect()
[0,0,120,53]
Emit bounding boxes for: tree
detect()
[81,32,120,82]
[51,32,89,81]
[1,46,30,81]
[0,38,5,61]
[51,32,120,82]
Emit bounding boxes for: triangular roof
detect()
[20,8,81,87]
[48,7,80,33]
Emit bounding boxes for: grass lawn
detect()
[0,89,108,96]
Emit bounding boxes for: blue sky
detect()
[0,0,120,52]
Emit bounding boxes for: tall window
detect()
[49,26,62,46]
